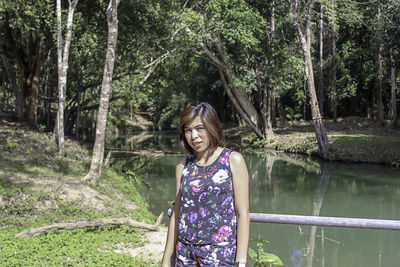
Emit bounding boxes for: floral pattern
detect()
[177,148,237,265]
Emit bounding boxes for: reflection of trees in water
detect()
[109,131,181,152]
[306,167,330,267]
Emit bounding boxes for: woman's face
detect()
[184,116,210,155]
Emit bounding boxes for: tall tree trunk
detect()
[328,0,338,121]
[0,53,22,119]
[294,0,330,157]
[199,37,262,135]
[376,5,384,125]
[83,0,120,185]
[318,3,324,115]
[56,0,79,154]
[262,0,275,139]
[218,67,263,138]
[213,37,260,127]
[1,15,44,126]
[27,37,44,127]
[390,48,397,128]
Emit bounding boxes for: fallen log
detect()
[17,212,163,237]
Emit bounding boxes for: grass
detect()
[0,121,158,266]
[234,119,400,167]
[0,227,149,266]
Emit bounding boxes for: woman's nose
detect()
[191,129,199,139]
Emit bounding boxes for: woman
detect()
[161,102,250,267]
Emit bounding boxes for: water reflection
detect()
[107,133,400,267]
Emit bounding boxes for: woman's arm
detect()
[230,151,250,265]
[161,158,185,267]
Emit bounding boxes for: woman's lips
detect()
[192,141,202,147]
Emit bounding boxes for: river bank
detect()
[225,117,400,167]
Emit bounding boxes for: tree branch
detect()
[17,212,164,237]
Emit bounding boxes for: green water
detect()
[108,134,400,267]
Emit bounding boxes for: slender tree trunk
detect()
[1,16,44,126]
[294,0,330,157]
[376,5,384,125]
[328,0,338,121]
[28,37,44,127]
[213,37,260,127]
[56,0,79,154]
[390,48,397,128]
[262,0,275,139]
[83,0,120,185]
[199,37,262,134]
[0,53,22,119]
[318,4,324,115]
[218,67,263,138]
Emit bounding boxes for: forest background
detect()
[1,0,399,147]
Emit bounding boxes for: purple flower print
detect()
[222,195,232,207]
[188,211,198,223]
[178,216,187,233]
[198,220,205,229]
[189,179,203,193]
[218,151,230,166]
[198,192,208,203]
[212,225,232,242]
[200,207,210,218]
[221,245,235,258]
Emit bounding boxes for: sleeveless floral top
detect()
[178,148,237,246]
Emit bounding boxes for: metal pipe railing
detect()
[250,213,400,231]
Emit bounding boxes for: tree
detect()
[318,3,324,115]
[56,0,79,154]
[293,0,330,157]
[0,1,53,126]
[181,0,269,138]
[390,48,397,127]
[376,2,384,125]
[83,0,120,185]
[327,0,338,121]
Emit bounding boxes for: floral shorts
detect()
[175,240,237,266]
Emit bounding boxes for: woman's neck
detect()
[195,147,222,166]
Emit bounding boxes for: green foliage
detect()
[6,137,18,150]
[0,227,150,266]
[126,170,142,186]
[205,0,266,48]
[285,106,302,121]
[249,236,283,266]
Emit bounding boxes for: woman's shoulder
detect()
[228,150,245,166]
[176,156,187,168]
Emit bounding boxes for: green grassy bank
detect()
[228,118,400,167]
[0,121,157,266]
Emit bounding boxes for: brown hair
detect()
[179,102,224,155]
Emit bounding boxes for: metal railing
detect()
[250,213,400,231]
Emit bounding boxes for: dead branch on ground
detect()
[17,212,163,237]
